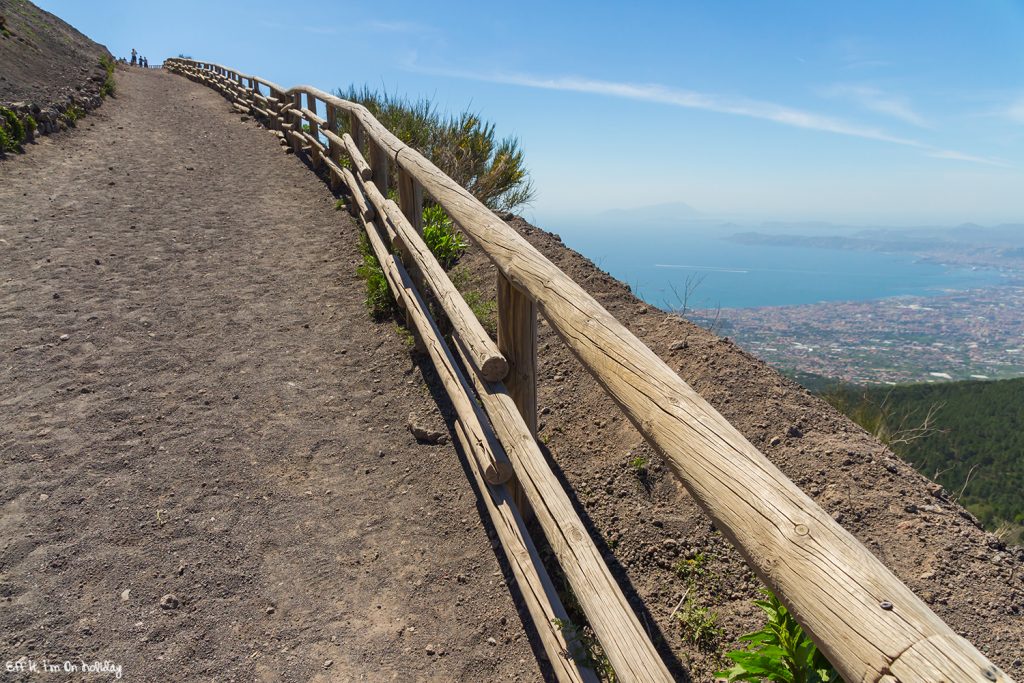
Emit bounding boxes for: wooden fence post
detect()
[497,274,538,518]
[326,104,341,191]
[349,114,364,153]
[397,167,424,347]
[397,168,423,232]
[270,87,283,131]
[369,142,389,196]
[306,92,321,169]
[291,92,303,153]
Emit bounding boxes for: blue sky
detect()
[37,0,1024,226]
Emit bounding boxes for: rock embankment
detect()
[0,0,112,151]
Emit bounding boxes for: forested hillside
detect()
[824,378,1024,543]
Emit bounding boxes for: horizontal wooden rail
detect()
[165,57,1014,683]
[341,134,663,679]
[364,208,591,681]
[340,139,508,383]
[359,210,513,487]
[453,420,599,683]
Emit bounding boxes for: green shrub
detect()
[334,85,535,211]
[356,232,396,319]
[99,55,117,98]
[0,107,25,150]
[64,105,84,126]
[718,590,839,683]
[421,204,467,269]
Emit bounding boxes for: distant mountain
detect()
[729,231,933,252]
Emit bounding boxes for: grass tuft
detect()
[675,595,722,649]
[356,232,397,319]
[99,55,117,97]
[64,105,85,126]
[449,267,496,337]
[0,107,25,152]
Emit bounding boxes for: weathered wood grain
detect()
[358,215,513,486]
[165,59,1015,683]
[453,421,599,683]
[453,336,673,682]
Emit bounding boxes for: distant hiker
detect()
[130,48,137,66]
[141,57,147,68]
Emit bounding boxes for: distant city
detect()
[695,286,1024,385]
[681,223,1024,386]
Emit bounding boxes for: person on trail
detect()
[142,57,148,68]
[130,48,137,66]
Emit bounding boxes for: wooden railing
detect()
[164,58,1013,683]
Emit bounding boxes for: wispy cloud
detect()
[1005,96,1024,124]
[928,149,1009,166]
[832,36,890,71]
[823,84,931,128]
[405,61,1005,166]
[302,25,337,35]
[363,20,431,34]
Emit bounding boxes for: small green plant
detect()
[718,590,839,683]
[99,55,117,97]
[356,232,396,319]
[64,105,85,126]
[421,204,467,269]
[334,198,346,211]
[392,323,415,348]
[675,595,722,649]
[673,552,708,584]
[551,618,616,682]
[629,455,648,473]
[449,267,496,336]
[0,106,25,151]
[460,289,496,336]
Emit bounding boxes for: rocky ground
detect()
[1,0,113,145]
[1,68,544,682]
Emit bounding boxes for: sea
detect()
[546,222,1006,311]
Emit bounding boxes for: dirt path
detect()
[1,69,542,682]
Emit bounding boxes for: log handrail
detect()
[164,57,1013,683]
